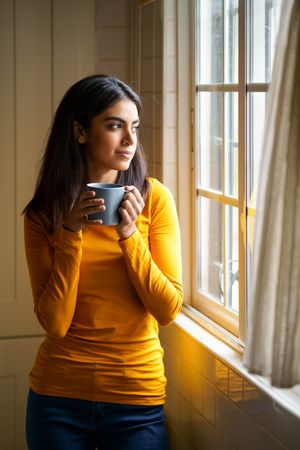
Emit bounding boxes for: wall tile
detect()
[272,403,300,450]
[201,351,217,384]
[215,359,229,396]
[243,379,260,402]
[215,431,237,450]
[228,369,243,404]
[160,322,182,352]
[164,346,181,391]
[243,414,286,450]
[154,0,163,23]
[166,419,181,450]
[154,19,163,57]
[201,420,216,450]
[191,367,203,414]
[166,19,176,56]
[152,161,163,180]
[164,128,177,163]
[154,57,163,93]
[179,433,195,450]
[239,389,280,441]
[179,356,194,403]
[166,55,177,92]
[164,0,176,21]
[215,390,244,448]
[166,383,181,426]
[179,397,194,441]
[141,58,154,93]
[191,407,204,448]
[153,93,163,128]
[141,22,154,59]
[180,331,206,373]
[141,2,154,25]
[141,92,154,126]
[140,125,154,158]
[202,379,216,425]
[163,161,177,196]
[165,92,177,127]
[152,127,162,164]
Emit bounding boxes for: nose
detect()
[122,128,135,146]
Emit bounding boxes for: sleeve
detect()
[118,180,183,325]
[24,213,83,337]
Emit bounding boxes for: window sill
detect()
[175,309,300,419]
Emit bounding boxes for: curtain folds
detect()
[243,0,300,387]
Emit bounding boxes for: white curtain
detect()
[244,0,300,387]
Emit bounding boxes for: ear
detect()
[74,121,87,144]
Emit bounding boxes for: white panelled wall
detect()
[0,1,95,449]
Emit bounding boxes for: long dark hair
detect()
[23,75,149,232]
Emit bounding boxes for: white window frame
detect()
[177,0,278,346]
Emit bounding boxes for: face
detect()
[78,98,140,183]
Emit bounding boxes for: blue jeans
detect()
[26,389,169,450]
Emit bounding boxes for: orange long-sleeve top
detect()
[24,178,183,405]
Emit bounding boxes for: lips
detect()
[116,151,134,158]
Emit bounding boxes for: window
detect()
[190,0,282,342]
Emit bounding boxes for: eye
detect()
[132,124,140,133]
[108,122,122,129]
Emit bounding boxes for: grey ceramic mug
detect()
[87,183,125,225]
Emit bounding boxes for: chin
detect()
[114,162,132,171]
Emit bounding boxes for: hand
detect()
[63,191,105,232]
[117,186,145,240]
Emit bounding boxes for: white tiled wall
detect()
[138,0,164,180]
[95,0,132,83]
[96,0,164,181]
[162,0,178,199]
[160,322,300,450]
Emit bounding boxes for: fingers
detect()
[119,186,144,225]
[63,190,105,230]
[79,191,105,218]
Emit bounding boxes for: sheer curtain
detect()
[244,0,300,387]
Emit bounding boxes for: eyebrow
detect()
[104,116,140,125]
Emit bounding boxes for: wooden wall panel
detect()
[52,0,95,108]
[0,0,16,306]
[0,337,44,450]
[0,0,95,337]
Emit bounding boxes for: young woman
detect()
[24,74,183,450]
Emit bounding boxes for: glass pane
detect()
[197,92,223,193]
[224,0,239,83]
[248,92,266,208]
[197,0,238,84]
[246,214,255,322]
[249,0,283,83]
[225,205,239,312]
[224,92,238,197]
[198,197,223,304]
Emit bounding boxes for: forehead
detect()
[101,98,139,121]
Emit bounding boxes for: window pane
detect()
[224,0,238,83]
[197,0,238,84]
[246,214,255,321]
[198,197,223,304]
[249,0,282,83]
[248,92,266,208]
[225,205,239,312]
[197,92,223,193]
[224,92,238,197]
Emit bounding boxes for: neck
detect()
[87,163,118,184]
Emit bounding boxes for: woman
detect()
[24,74,183,450]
